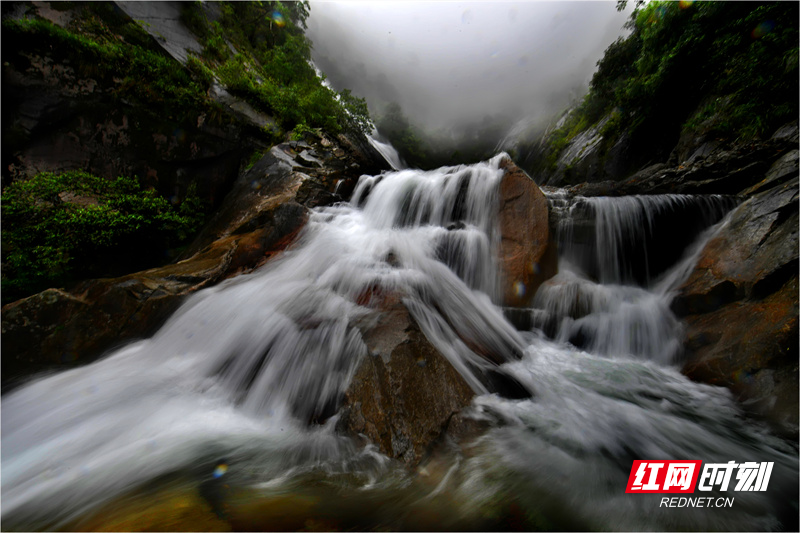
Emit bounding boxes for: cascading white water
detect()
[533,192,738,363]
[1,157,796,531]
[1,155,523,529]
[555,193,737,285]
[367,134,406,171]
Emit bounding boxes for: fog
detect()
[307,1,631,148]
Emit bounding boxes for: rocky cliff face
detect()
[672,153,798,438]
[3,2,247,209]
[538,118,799,437]
[1,130,386,384]
[1,1,391,384]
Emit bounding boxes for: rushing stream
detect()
[2,155,797,531]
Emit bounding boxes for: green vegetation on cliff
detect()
[182,0,372,136]
[541,1,798,172]
[2,1,372,138]
[1,171,205,304]
[1,1,373,303]
[2,14,213,125]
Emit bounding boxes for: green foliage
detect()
[543,1,799,169]
[336,89,373,137]
[1,171,205,302]
[2,17,214,121]
[290,123,316,141]
[203,22,232,62]
[3,1,371,138]
[194,1,371,136]
[180,1,210,40]
[245,149,268,170]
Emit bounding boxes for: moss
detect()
[244,149,267,171]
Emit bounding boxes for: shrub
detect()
[1,171,205,302]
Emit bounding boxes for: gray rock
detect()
[741,149,799,196]
[115,1,203,64]
[771,122,799,144]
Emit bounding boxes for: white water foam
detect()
[2,156,796,531]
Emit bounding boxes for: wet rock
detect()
[771,122,799,144]
[297,149,323,168]
[497,157,558,307]
[560,132,797,199]
[340,301,475,465]
[1,153,311,384]
[681,278,798,438]
[65,482,231,532]
[741,149,798,197]
[1,234,235,386]
[675,178,798,306]
[674,177,799,437]
[501,307,535,331]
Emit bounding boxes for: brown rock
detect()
[674,177,799,437]
[682,277,798,437]
[1,204,307,385]
[497,157,558,307]
[341,301,475,465]
[66,483,231,532]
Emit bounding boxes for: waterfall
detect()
[1,155,523,529]
[367,134,406,171]
[310,60,405,171]
[553,193,738,286]
[2,157,796,531]
[531,192,738,363]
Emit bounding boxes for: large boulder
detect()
[0,211,305,387]
[497,157,558,307]
[0,126,388,384]
[339,300,475,465]
[672,171,799,437]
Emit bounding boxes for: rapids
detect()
[1,155,797,531]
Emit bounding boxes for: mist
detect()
[307,1,631,154]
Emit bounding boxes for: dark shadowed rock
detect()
[566,136,798,198]
[497,157,558,307]
[340,301,475,465]
[673,176,799,437]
